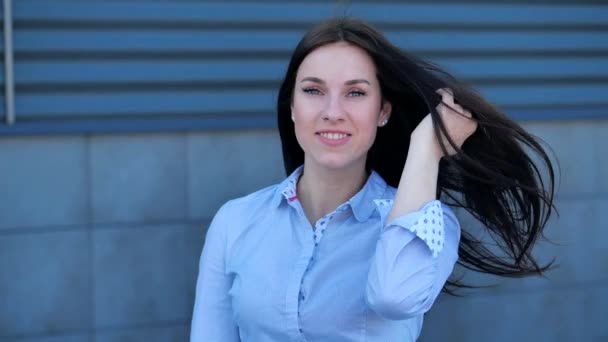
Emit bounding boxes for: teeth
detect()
[319,132,348,140]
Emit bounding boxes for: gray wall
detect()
[0,130,285,341]
[1,119,607,341]
[2,1,607,341]
[421,120,608,341]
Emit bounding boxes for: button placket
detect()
[299,275,307,301]
[298,247,314,319]
[313,206,344,243]
[298,203,349,342]
[314,219,328,243]
[298,260,310,337]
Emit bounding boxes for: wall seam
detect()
[85,134,96,342]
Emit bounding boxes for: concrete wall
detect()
[0,130,285,341]
[421,120,608,342]
[1,120,606,341]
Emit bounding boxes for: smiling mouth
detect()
[316,132,351,140]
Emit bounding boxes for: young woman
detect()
[190,17,555,341]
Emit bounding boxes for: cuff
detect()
[373,199,445,257]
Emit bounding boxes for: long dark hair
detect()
[277,17,556,293]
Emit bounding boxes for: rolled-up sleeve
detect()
[365,200,461,320]
[190,202,240,342]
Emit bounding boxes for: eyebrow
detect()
[300,77,370,86]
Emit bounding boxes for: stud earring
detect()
[380,119,388,127]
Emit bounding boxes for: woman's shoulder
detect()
[215,182,282,216]
[207,182,283,243]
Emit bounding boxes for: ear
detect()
[379,101,392,126]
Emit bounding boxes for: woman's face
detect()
[291,42,391,172]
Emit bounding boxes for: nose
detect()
[322,95,346,122]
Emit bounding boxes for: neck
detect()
[297,159,369,226]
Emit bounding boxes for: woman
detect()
[190,17,555,341]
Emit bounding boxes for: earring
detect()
[291,115,295,123]
[380,119,388,127]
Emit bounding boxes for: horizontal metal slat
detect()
[13,30,608,53]
[7,58,608,85]
[4,106,608,136]
[14,84,608,119]
[13,61,284,84]
[438,58,608,80]
[16,91,274,118]
[13,1,608,26]
[0,114,278,135]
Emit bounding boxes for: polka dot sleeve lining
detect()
[373,199,445,258]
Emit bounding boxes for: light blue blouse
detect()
[190,166,461,341]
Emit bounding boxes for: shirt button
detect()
[299,328,303,333]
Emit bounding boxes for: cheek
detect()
[291,100,322,140]
[350,105,381,134]
[356,115,381,151]
[291,111,314,150]
[292,95,322,119]
[361,125,379,148]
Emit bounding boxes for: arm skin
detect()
[388,88,478,221]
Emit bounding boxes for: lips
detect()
[316,130,352,146]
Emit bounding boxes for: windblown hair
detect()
[277,17,556,293]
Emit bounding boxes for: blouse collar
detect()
[271,165,388,222]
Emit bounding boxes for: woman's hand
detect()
[411,88,478,160]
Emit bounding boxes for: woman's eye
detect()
[348,90,366,97]
[303,88,321,95]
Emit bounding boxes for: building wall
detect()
[1,119,607,341]
[420,120,608,342]
[1,1,607,341]
[0,130,285,341]
[2,1,607,135]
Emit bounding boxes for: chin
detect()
[313,154,364,171]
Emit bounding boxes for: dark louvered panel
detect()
[11,59,608,84]
[12,2,608,26]
[1,0,607,134]
[0,5,6,120]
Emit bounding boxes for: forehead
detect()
[297,42,377,81]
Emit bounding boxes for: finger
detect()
[439,96,466,117]
[462,109,473,119]
[438,89,474,119]
[436,88,455,106]
[436,87,454,97]
[437,88,468,113]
